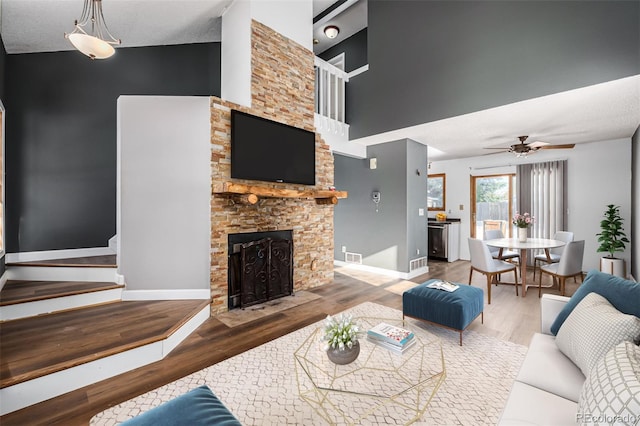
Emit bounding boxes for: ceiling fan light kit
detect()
[64,0,121,59]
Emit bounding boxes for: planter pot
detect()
[517,227,528,243]
[326,340,360,365]
[600,257,627,278]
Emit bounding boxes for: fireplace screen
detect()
[228,231,293,309]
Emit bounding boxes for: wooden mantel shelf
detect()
[213,182,347,205]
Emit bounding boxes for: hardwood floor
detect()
[0,281,124,305]
[0,259,578,426]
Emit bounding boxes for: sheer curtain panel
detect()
[516,160,567,239]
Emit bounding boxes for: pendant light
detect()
[64,0,121,59]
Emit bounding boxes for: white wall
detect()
[117,96,211,293]
[430,138,632,273]
[251,0,313,50]
[221,0,252,107]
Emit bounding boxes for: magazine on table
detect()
[367,322,414,347]
[367,335,417,354]
[427,280,459,292]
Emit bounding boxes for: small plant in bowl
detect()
[323,313,360,364]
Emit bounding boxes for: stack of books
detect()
[366,322,416,354]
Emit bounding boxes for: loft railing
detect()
[314,57,349,124]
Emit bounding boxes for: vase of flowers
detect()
[323,313,360,365]
[513,212,534,242]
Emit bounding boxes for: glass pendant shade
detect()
[65,0,120,59]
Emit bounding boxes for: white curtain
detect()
[517,160,567,239]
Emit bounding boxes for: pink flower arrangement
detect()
[513,212,535,228]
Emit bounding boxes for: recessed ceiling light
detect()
[324,25,340,39]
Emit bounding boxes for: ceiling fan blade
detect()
[528,141,550,149]
[483,147,511,150]
[540,144,576,150]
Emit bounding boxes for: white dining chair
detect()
[484,229,520,263]
[538,240,584,297]
[468,238,519,304]
[532,231,574,279]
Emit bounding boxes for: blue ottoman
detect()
[403,279,484,345]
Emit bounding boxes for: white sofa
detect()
[499,294,585,425]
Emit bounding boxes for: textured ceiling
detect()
[1,0,229,54]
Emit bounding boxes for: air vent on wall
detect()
[410,256,428,271]
[344,252,362,264]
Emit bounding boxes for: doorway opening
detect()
[470,174,516,239]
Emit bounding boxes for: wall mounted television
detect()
[231,110,316,185]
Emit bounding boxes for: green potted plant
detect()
[596,204,629,277]
[323,313,360,365]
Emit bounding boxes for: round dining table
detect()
[484,238,567,297]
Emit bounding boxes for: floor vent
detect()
[410,256,428,271]
[344,252,362,264]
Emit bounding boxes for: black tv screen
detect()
[231,110,316,185]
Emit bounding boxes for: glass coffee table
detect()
[294,316,445,425]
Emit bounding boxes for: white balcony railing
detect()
[314,56,349,124]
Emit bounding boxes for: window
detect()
[427,174,446,211]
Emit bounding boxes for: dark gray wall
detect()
[318,28,367,73]
[349,0,640,139]
[334,139,427,273]
[0,36,6,103]
[5,43,221,253]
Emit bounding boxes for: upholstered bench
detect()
[403,279,484,345]
[120,385,241,426]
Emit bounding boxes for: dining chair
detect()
[532,231,574,280]
[537,240,584,297]
[484,229,520,263]
[468,238,519,304]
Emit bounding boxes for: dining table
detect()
[484,238,567,297]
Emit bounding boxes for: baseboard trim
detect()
[333,260,429,280]
[121,289,211,301]
[0,303,209,416]
[6,266,118,282]
[6,247,116,263]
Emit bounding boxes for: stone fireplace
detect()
[228,230,293,309]
[208,20,337,315]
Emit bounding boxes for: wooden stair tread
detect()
[6,255,117,268]
[0,300,209,388]
[0,280,124,306]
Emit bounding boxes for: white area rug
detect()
[91,302,527,425]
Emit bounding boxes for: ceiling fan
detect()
[485,136,576,157]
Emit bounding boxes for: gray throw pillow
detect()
[577,341,640,426]
[556,292,640,376]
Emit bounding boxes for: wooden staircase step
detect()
[0,299,210,389]
[6,255,116,268]
[0,280,124,306]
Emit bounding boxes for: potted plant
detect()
[323,313,360,365]
[596,204,629,277]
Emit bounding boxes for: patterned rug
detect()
[91,302,527,425]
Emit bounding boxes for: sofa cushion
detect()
[120,385,241,426]
[556,292,640,376]
[577,341,640,426]
[499,381,578,426]
[550,269,640,335]
[516,333,585,402]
